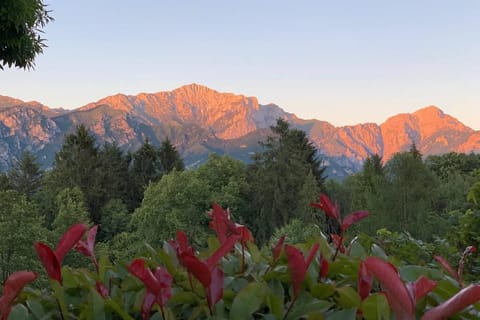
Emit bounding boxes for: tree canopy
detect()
[0,0,53,69]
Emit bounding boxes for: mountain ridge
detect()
[1,84,479,179]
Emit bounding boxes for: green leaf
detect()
[371,244,388,260]
[87,288,106,320]
[349,241,367,259]
[361,293,390,320]
[246,241,263,263]
[311,283,336,299]
[336,286,361,309]
[25,300,45,319]
[399,265,443,282]
[7,304,29,320]
[266,293,283,318]
[430,279,461,302]
[326,308,357,320]
[286,294,333,320]
[105,299,134,320]
[266,279,284,318]
[51,280,68,318]
[230,282,268,320]
[169,291,199,306]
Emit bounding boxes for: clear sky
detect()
[1,1,479,129]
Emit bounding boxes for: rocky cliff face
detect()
[0,84,478,178]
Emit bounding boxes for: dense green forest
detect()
[1,119,480,282]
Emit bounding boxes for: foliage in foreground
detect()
[1,195,480,320]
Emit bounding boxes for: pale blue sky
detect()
[1,1,479,128]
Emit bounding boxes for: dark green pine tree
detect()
[48,125,103,223]
[97,143,130,204]
[7,151,43,198]
[158,137,184,174]
[128,138,163,209]
[246,118,327,244]
[0,172,12,192]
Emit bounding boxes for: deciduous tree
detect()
[0,0,53,69]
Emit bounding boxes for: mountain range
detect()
[1,84,479,179]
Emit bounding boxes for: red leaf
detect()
[206,233,239,269]
[272,235,286,261]
[358,261,372,300]
[127,259,162,296]
[75,225,98,258]
[407,276,436,302]
[306,243,320,267]
[330,234,345,253]
[434,255,459,281]
[236,224,254,244]
[153,267,173,306]
[0,271,37,318]
[364,257,414,319]
[141,291,156,320]
[208,203,232,243]
[319,255,329,280]
[310,193,340,221]
[34,242,62,283]
[96,281,109,298]
[207,265,224,309]
[285,245,306,296]
[285,244,319,297]
[180,253,211,288]
[341,211,369,232]
[422,285,480,320]
[208,203,253,246]
[55,223,87,264]
[174,230,195,257]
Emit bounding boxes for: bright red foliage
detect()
[96,281,109,298]
[0,271,37,320]
[434,255,459,282]
[75,225,99,270]
[34,223,87,283]
[285,244,319,297]
[127,259,173,320]
[310,193,340,221]
[422,285,480,320]
[170,230,227,312]
[341,211,369,232]
[357,261,372,300]
[54,223,88,263]
[208,203,253,245]
[207,266,224,310]
[364,257,415,320]
[330,234,345,253]
[407,275,437,302]
[318,254,329,280]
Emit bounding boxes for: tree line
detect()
[0,119,327,280]
[1,119,480,281]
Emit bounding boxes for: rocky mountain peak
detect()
[0,86,479,179]
[0,95,24,108]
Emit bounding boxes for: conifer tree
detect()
[8,151,43,198]
[247,118,327,243]
[48,125,102,223]
[98,143,130,203]
[158,137,184,173]
[128,138,163,209]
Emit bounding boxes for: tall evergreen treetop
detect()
[7,151,43,198]
[247,118,326,243]
[49,125,102,223]
[158,137,184,173]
